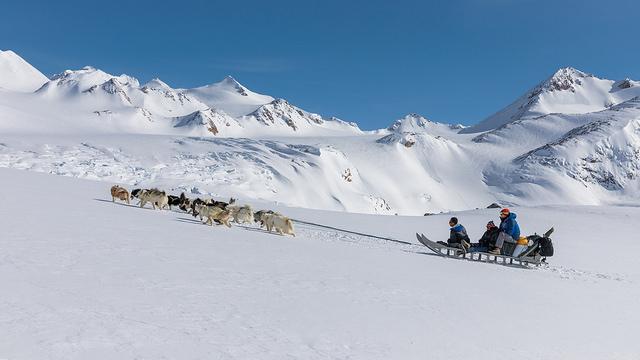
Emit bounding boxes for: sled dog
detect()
[254,210,280,228]
[195,204,232,227]
[262,213,295,237]
[227,204,254,224]
[139,189,169,210]
[110,185,130,205]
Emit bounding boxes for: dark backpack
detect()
[538,237,554,257]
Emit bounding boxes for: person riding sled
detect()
[489,208,520,255]
[469,220,499,253]
[437,217,471,251]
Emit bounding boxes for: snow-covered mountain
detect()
[463,67,640,134]
[137,78,206,117]
[377,113,464,147]
[172,108,242,136]
[184,76,274,117]
[1,51,357,137]
[2,49,640,214]
[241,98,361,136]
[510,97,640,200]
[0,50,48,92]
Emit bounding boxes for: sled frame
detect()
[417,233,544,268]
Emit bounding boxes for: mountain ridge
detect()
[3,50,640,214]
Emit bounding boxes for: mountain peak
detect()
[403,113,430,121]
[43,67,139,94]
[0,49,49,92]
[0,49,19,58]
[460,67,639,134]
[542,67,591,93]
[222,75,239,84]
[271,98,290,106]
[388,113,431,132]
[142,78,171,90]
[551,66,587,78]
[614,78,637,90]
[217,75,248,96]
[172,107,241,136]
[51,66,108,82]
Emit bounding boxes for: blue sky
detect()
[1,0,638,129]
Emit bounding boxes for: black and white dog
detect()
[167,195,180,210]
[130,188,143,201]
[177,193,191,212]
[167,192,193,211]
[132,189,191,211]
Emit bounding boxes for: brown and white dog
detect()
[139,188,169,210]
[195,203,232,227]
[110,185,130,205]
[190,197,236,218]
[261,212,295,236]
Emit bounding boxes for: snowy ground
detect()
[1,168,639,359]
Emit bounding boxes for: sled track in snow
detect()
[291,219,413,245]
[275,221,630,280]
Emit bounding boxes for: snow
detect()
[1,167,639,359]
[2,48,640,358]
[141,78,172,90]
[172,108,243,136]
[463,67,640,134]
[240,98,362,136]
[185,76,275,117]
[0,50,48,92]
[511,97,640,200]
[0,132,494,215]
[5,61,356,137]
[2,49,640,214]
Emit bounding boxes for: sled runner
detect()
[415,230,554,267]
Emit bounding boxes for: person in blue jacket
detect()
[437,217,471,251]
[489,208,520,254]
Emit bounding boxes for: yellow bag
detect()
[517,236,529,245]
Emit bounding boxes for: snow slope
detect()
[506,97,640,203]
[0,132,483,214]
[0,50,48,92]
[1,167,638,359]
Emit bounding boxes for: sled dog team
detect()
[110,185,295,236]
[438,208,527,257]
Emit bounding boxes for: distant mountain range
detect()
[0,50,360,137]
[2,49,640,214]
